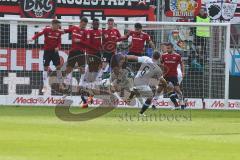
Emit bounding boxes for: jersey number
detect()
[141,66,150,76]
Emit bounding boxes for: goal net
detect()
[0,18,231,109]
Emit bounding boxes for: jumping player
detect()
[102,18,121,63]
[62,17,89,91]
[124,23,155,56]
[29,19,63,93]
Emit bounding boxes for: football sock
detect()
[42,70,49,87]
[139,98,152,114]
[56,69,63,84]
[169,92,178,107]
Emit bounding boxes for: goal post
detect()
[224,23,231,110]
[0,17,233,109]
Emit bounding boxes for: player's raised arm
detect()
[61,25,78,45]
[63,25,73,34]
[29,28,46,42]
[117,30,131,42]
[125,55,139,62]
[126,55,151,63]
[62,26,81,43]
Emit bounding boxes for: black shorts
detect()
[67,50,85,68]
[87,53,102,72]
[43,50,60,67]
[102,52,114,63]
[164,76,179,86]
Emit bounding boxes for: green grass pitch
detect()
[0,106,240,160]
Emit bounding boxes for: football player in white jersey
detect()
[79,53,133,107]
[125,51,167,116]
[109,54,135,100]
[78,63,111,108]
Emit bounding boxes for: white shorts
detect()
[134,85,154,98]
[178,76,183,84]
[111,78,133,91]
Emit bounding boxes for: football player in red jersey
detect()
[125,23,156,56]
[102,18,121,63]
[61,17,89,91]
[29,19,63,93]
[161,42,185,110]
[64,17,89,73]
[119,23,156,72]
[86,18,102,73]
[80,18,103,108]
